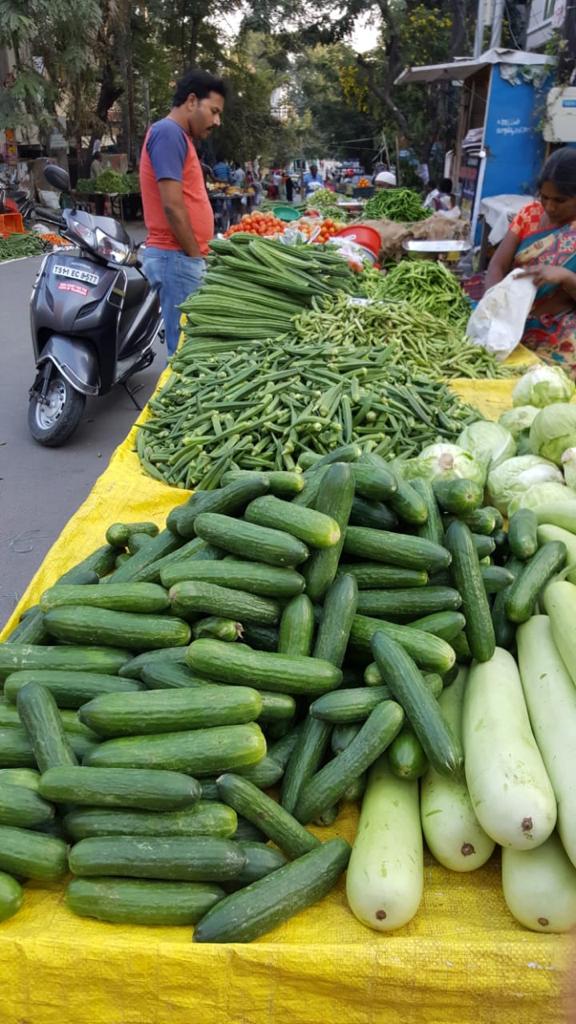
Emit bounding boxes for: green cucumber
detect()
[115,553,130,567]
[342,773,367,803]
[451,630,473,664]
[79,685,263,738]
[313,574,358,668]
[344,527,451,572]
[106,522,159,548]
[40,583,169,614]
[84,722,267,776]
[169,581,279,626]
[490,556,522,650]
[0,768,40,790]
[298,444,362,470]
[232,817,267,843]
[69,835,246,882]
[349,497,398,531]
[388,728,428,780]
[0,645,129,681]
[234,755,284,790]
[268,725,302,771]
[168,476,270,538]
[66,876,224,926]
[187,639,342,696]
[194,513,309,568]
[357,586,461,622]
[141,662,211,690]
[337,564,427,590]
[371,631,462,776]
[105,529,183,583]
[331,723,361,754]
[160,559,304,598]
[0,783,54,828]
[119,647,189,680]
[505,541,567,624]
[221,470,304,498]
[217,773,319,859]
[192,617,242,641]
[387,472,428,526]
[40,765,201,810]
[412,478,444,547]
[64,801,237,841]
[4,671,144,709]
[295,701,404,824]
[228,841,287,887]
[127,533,155,556]
[16,682,78,771]
[257,692,296,723]
[460,507,500,535]
[310,687,390,724]
[0,824,67,881]
[472,534,496,559]
[43,606,191,651]
[244,495,340,549]
[508,509,539,560]
[304,463,355,602]
[445,520,495,663]
[278,595,315,657]
[4,610,49,645]
[352,462,397,502]
[134,538,223,585]
[242,624,279,652]
[433,478,484,515]
[0,873,22,921]
[408,611,466,642]
[281,717,332,815]
[349,615,456,674]
[481,565,515,593]
[362,666,443,694]
[193,837,351,943]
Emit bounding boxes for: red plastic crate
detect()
[0,213,25,236]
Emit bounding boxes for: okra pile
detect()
[3,443,574,939]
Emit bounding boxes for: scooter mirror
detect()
[44,165,71,193]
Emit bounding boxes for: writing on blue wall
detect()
[482,67,551,200]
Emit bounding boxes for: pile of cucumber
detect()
[1,446,576,939]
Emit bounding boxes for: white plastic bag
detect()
[466,269,537,361]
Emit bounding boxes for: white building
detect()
[525,0,566,50]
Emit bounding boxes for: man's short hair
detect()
[173,69,227,107]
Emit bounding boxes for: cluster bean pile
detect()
[139,337,482,489]
[360,261,473,327]
[3,454,576,938]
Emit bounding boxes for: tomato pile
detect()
[298,219,344,244]
[224,211,285,238]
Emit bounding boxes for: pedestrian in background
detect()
[139,68,226,357]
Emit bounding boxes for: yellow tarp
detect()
[0,343,567,1024]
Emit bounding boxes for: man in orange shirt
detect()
[140,69,226,356]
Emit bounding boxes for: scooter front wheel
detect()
[28,370,86,447]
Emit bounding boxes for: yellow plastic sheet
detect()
[0,345,568,1024]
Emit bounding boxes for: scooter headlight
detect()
[94,228,131,265]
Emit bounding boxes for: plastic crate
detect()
[0,213,24,236]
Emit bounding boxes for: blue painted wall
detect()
[482,67,550,199]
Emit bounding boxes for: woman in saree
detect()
[485,147,576,375]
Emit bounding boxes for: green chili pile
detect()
[0,233,45,261]
[292,293,516,380]
[363,188,431,222]
[359,261,472,327]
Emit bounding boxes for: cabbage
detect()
[512,365,574,408]
[487,455,564,514]
[508,482,571,516]
[498,405,539,438]
[529,403,576,465]
[562,447,576,490]
[411,443,485,486]
[457,421,516,473]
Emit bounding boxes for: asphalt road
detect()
[0,235,165,629]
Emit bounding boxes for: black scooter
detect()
[28,164,162,446]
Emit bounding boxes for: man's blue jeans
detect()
[141,248,205,356]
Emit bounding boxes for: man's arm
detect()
[157,179,202,258]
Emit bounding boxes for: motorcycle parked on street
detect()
[28,164,162,446]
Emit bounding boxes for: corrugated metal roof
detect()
[395,47,556,85]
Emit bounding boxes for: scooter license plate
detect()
[53,265,99,286]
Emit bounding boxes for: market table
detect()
[0,345,568,1024]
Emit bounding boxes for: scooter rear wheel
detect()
[28,370,86,447]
